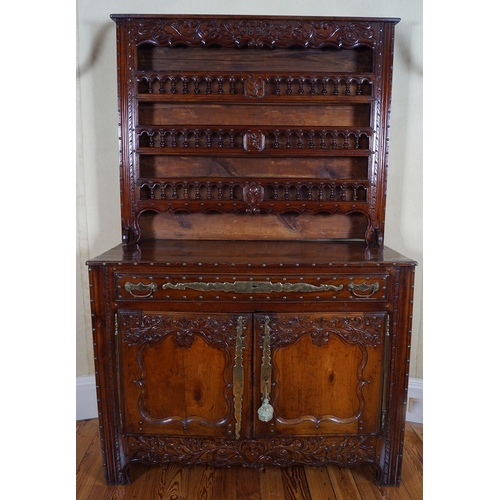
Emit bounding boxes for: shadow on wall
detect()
[397,24,423,76]
[78,22,114,76]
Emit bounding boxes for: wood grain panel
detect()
[138,44,374,73]
[253,312,385,437]
[273,334,363,420]
[139,103,371,127]
[138,212,368,240]
[119,312,252,437]
[139,155,369,180]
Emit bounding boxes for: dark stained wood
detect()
[89,239,416,266]
[137,44,374,73]
[76,420,423,499]
[138,103,371,127]
[138,212,369,241]
[108,15,400,247]
[138,156,369,180]
[86,14,416,489]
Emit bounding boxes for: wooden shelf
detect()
[135,148,373,157]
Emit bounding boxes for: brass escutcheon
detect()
[162,280,343,294]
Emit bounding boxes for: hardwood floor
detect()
[76,419,423,500]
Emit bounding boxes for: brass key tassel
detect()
[258,316,274,422]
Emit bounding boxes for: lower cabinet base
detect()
[88,243,416,488]
[103,434,402,486]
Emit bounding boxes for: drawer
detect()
[114,273,388,302]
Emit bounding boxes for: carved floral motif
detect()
[132,18,376,48]
[120,312,246,348]
[260,314,385,348]
[128,434,376,467]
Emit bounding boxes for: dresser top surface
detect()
[110,14,400,22]
[87,240,416,268]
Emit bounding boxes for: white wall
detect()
[76,0,423,380]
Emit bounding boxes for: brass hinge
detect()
[381,410,387,432]
[232,316,245,440]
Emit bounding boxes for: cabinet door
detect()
[253,312,387,437]
[118,311,252,439]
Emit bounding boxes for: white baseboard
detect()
[76,375,98,420]
[76,374,423,424]
[406,377,423,424]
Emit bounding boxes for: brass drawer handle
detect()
[163,280,343,294]
[233,317,245,440]
[258,316,274,422]
[347,281,380,298]
[124,281,158,298]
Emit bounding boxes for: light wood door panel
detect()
[118,311,252,438]
[253,312,387,436]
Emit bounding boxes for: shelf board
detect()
[135,148,373,157]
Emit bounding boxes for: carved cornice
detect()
[131,18,377,48]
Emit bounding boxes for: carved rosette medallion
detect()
[242,181,265,212]
[243,132,265,152]
[244,76,265,98]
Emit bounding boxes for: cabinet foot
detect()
[104,466,130,486]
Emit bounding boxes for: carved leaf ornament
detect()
[129,434,376,467]
[120,313,242,348]
[133,18,376,48]
[262,315,384,348]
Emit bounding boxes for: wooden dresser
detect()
[87,15,416,486]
